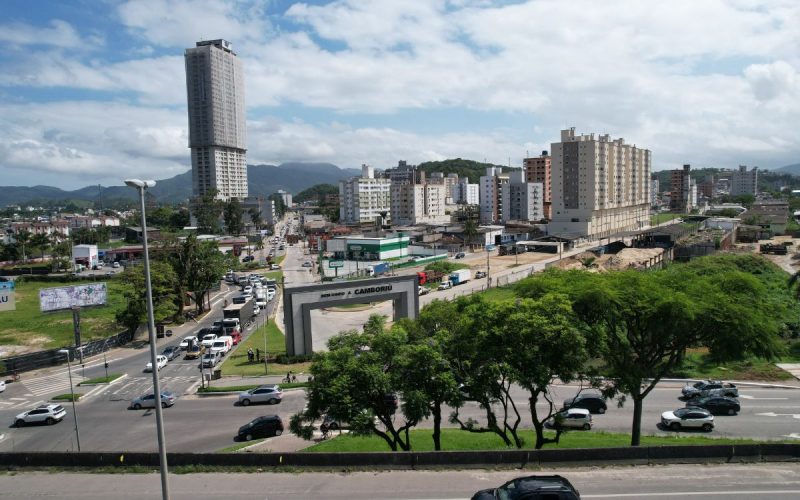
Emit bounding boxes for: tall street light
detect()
[125,179,170,500]
[57,349,80,451]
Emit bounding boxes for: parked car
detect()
[455,252,466,259]
[686,396,741,415]
[418,286,429,296]
[682,380,738,399]
[130,391,177,410]
[545,408,592,430]
[14,404,67,427]
[661,407,714,431]
[238,385,283,406]
[179,336,195,350]
[563,392,607,414]
[242,255,255,262]
[475,271,487,279]
[112,262,120,268]
[161,346,180,361]
[471,475,581,500]
[144,355,168,372]
[270,264,280,270]
[237,415,284,441]
[302,261,312,267]
[0,380,5,392]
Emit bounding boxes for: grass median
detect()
[78,373,124,386]
[218,320,311,376]
[198,382,309,393]
[303,428,784,452]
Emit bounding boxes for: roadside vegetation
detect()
[218,320,311,377]
[78,373,124,385]
[424,261,469,274]
[198,381,309,393]
[290,254,795,451]
[303,429,784,453]
[51,393,81,402]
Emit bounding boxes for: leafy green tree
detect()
[291,315,420,451]
[29,233,52,261]
[248,207,262,231]
[169,234,227,314]
[224,197,244,235]
[294,183,338,204]
[192,189,223,234]
[14,230,32,262]
[115,260,180,335]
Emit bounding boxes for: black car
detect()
[242,255,255,262]
[563,392,607,414]
[686,396,740,415]
[455,252,466,259]
[471,475,581,500]
[161,346,180,361]
[237,415,284,441]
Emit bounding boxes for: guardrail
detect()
[0,443,797,469]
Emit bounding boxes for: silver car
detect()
[131,391,177,410]
[661,407,714,431]
[238,385,283,406]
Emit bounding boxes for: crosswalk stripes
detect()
[0,399,44,410]
[104,375,200,401]
[21,371,86,397]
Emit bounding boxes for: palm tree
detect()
[30,233,52,262]
[14,230,32,263]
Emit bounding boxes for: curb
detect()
[656,378,800,390]
[196,387,307,397]
[77,373,128,388]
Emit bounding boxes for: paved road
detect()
[1,464,799,499]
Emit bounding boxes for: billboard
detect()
[0,281,15,312]
[39,283,108,312]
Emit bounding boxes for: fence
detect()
[0,329,131,377]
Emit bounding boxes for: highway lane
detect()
[1,464,799,499]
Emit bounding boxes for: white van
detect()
[211,336,233,356]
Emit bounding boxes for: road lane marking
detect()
[583,491,800,498]
[784,432,800,439]
[739,395,788,400]
[755,412,800,418]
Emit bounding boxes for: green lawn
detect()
[218,320,311,376]
[51,393,82,402]
[303,428,782,452]
[650,213,686,225]
[0,279,129,349]
[78,373,124,385]
[671,351,794,381]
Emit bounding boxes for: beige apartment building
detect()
[524,151,552,220]
[390,183,450,226]
[339,164,392,224]
[550,128,651,238]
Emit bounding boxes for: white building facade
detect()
[390,183,450,226]
[339,164,392,224]
[185,39,248,201]
[730,165,758,197]
[452,178,480,205]
[479,167,510,224]
[501,170,544,222]
[550,128,651,238]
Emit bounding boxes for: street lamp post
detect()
[57,349,81,451]
[125,179,170,500]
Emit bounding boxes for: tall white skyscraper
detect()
[185,39,247,201]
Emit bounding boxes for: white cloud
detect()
[0,19,85,48]
[744,60,798,101]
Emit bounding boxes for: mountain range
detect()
[0,162,361,207]
[776,163,800,176]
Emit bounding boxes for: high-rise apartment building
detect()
[523,151,552,219]
[479,167,510,224]
[383,160,418,185]
[730,165,758,197]
[650,178,660,207]
[185,39,247,201]
[502,170,544,222]
[670,164,695,213]
[550,128,651,238]
[452,178,480,205]
[390,183,449,225]
[276,189,293,208]
[339,164,392,224]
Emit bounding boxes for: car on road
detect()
[0,380,5,393]
[302,261,312,267]
[242,255,255,262]
[112,262,120,268]
[238,385,283,406]
[454,252,466,259]
[471,475,581,500]
[270,263,281,270]
[545,408,592,430]
[682,380,738,399]
[14,404,67,427]
[130,391,177,410]
[475,271,487,279]
[685,396,741,415]
[237,415,284,441]
[144,355,168,372]
[201,352,221,368]
[242,285,253,295]
[418,286,430,296]
[161,346,180,361]
[179,336,195,350]
[563,392,607,414]
[201,333,218,348]
[661,407,714,431]
[438,280,452,291]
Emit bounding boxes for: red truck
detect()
[416,270,446,285]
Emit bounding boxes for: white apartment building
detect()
[479,167,510,223]
[185,39,247,201]
[276,189,293,208]
[502,170,544,222]
[550,128,651,238]
[339,164,392,224]
[390,183,450,226]
[650,179,660,207]
[730,165,758,197]
[452,178,479,205]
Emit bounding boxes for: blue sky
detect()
[1,0,799,190]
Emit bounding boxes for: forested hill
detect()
[294,184,339,203]
[417,158,510,184]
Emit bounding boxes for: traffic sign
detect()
[328,261,345,268]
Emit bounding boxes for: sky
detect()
[1,0,799,190]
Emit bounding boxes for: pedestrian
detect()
[256,348,260,361]
[291,374,297,383]
[247,348,254,362]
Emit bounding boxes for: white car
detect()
[112,262,120,268]
[179,336,195,350]
[15,404,67,426]
[0,380,5,393]
[145,355,168,372]
[201,352,221,368]
[270,264,280,270]
[438,281,452,291]
[201,333,218,348]
[546,408,592,430]
[661,408,714,431]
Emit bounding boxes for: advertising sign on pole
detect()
[0,282,15,311]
